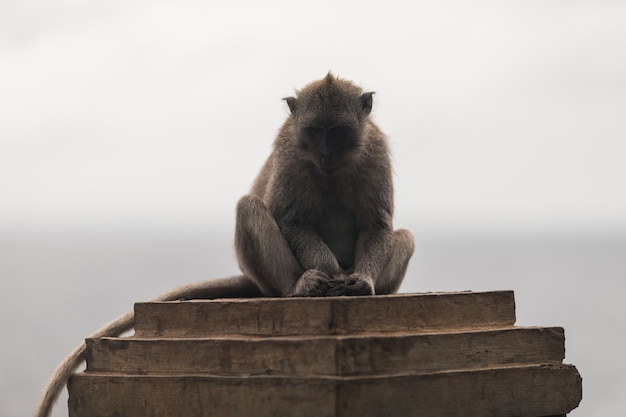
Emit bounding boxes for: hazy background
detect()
[1,1,625,416]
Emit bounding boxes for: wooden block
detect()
[69,373,336,417]
[68,365,582,417]
[336,364,582,417]
[86,336,337,376]
[134,296,333,338]
[335,327,565,376]
[133,291,516,337]
[86,327,564,376]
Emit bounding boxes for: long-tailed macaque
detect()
[235,73,414,296]
[34,73,414,417]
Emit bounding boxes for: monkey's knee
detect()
[236,195,270,226]
[235,195,278,244]
[393,228,415,262]
[375,229,415,294]
[235,195,272,258]
[235,194,302,297]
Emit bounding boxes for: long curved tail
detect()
[34,275,262,417]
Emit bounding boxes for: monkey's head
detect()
[283,73,374,176]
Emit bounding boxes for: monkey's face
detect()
[286,73,373,175]
[299,123,360,175]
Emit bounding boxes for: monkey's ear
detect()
[283,97,297,114]
[361,92,374,115]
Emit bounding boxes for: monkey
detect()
[235,73,415,297]
[34,73,414,417]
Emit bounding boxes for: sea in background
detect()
[1,225,624,417]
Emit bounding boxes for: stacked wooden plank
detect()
[68,291,582,416]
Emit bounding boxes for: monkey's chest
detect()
[316,210,358,271]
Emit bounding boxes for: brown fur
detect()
[236,73,414,297]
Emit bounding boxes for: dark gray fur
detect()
[235,73,414,297]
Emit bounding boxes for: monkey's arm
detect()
[346,145,396,294]
[331,206,394,296]
[290,228,342,274]
[353,226,393,278]
[269,183,343,279]
[279,213,343,277]
[34,276,260,417]
[326,229,392,296]
[278,221,348,297]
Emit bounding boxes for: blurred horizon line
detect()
[2,218,626,240]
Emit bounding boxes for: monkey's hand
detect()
[288,269,332,297]
[327,273,375,296]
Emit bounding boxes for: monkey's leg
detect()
[236,195,322,296]
[374,229,415,294]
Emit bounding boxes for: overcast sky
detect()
[2,3,625,416]
[1,0,625,233]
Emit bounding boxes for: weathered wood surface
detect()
[69,365,582,417]
[68,291,582,416]
[87,327,565,376]
[133,291,516,337]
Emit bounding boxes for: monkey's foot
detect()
[327,273,375,296]
[288,269,331,297]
